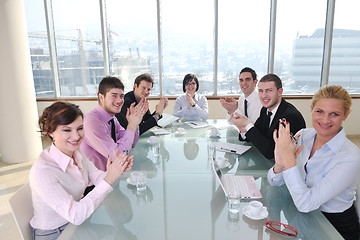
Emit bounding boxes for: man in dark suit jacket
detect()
[116,73,168,135]
[231,74,306,159]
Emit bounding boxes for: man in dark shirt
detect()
[116,73,168,135]
[231,74,306,159]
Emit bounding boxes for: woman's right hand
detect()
[273,120,297,171]
[104,149,134,186]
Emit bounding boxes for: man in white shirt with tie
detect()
[220,67,262,124]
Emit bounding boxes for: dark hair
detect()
[259,73,282,89]
[98,76,124,97]
[38,101,83,140]
[134,73,154,88]
[240,67,257,81]
[182,74,199,92]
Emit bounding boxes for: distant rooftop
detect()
[299,28,360,38]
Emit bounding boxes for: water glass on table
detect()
[227,194,240,214]
[131,171,146,191]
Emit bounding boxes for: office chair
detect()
[8,183,33,240]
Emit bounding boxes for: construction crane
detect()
[28,29,102,95]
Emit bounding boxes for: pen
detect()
[220,147,236,153]
[279,119,298,144]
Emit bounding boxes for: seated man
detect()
[116,73,168,135]
[220,67,262,124]
[81,76,148,171]
[230,74,306,159]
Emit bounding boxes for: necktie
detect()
[244,99,248,117]
[265,111,272,128]
[109,119,116,143]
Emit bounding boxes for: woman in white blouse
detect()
[30,101,133,240]
[173,73,208,121]
[268,85,360,240]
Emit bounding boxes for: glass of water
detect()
[227,194,240,214]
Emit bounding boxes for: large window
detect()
[218,0,270,95]
[106,0,159,94]
[24,0,360,98]
[161,0,214,96]
[25,0,53,98]
[328,0,360,93]
[275,0,327,94]
[52,0,104,97]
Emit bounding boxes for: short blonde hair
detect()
[312,85,352,116]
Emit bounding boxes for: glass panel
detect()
[218,0,270,96]
[106,0,159,94]
[52,0,104,97]
[25,0,54,98]
[161,0,214,96]
[329,0,360,94]
[275,0,327,94]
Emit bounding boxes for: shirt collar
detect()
[323,127,346,154]
[96,104,115,123]
[193,92,199,101]
[268,102,280,116]
[245,90,258,101]
[303,127,346,154]
[49,144,83,172]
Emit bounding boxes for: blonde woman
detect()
[268,85,360,239]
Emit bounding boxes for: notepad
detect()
[211,141,251,155]
[157,114,179,128]
[185,121,208,128]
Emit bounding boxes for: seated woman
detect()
[30,101,133,240]
[268,85,360,240]
[173,73,208,121]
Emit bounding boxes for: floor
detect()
[1,136,360,240]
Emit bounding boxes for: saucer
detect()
[126,177,136,186]
[242,205,268,220]
[210,133,220,138]
[147,139,159,144]
[175,131,186,135]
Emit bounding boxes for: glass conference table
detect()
[59,120,343,240]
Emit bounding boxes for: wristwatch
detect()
[154,112,162,120]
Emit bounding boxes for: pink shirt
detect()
[29,144,113,230]
[81,105,139,171]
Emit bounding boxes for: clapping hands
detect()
[104,149,134,186]
[272,119,302,173]
[126,99,149,132]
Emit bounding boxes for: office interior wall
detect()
[37,98,360,135]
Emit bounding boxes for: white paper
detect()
[185,121,208,128]
[211,141,251,155]
[150,128,170,135]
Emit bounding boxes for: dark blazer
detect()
[115,91,159,135]
[240,98,306,159]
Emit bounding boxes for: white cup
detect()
[211,128,219,136]
[177,127,185,134]
[216,157,226,168]
[249,201,263,216]
[130,171,146,191]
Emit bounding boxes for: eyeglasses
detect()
[265,221,297,237]
[185,82,196,86]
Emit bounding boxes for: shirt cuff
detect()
[245,123,254,132]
